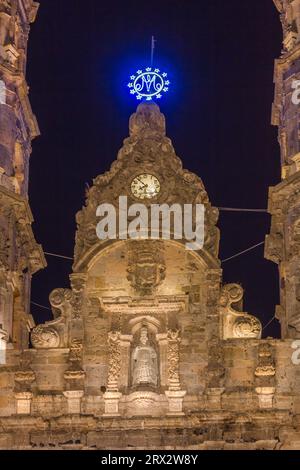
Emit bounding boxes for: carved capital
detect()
[255,343,276,378]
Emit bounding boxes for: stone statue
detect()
[131,327,158,387]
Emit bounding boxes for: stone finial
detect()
[220,284,262,339]
[129,103,166,138]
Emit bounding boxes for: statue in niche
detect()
[131,327,158,387]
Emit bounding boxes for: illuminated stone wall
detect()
[2,1,300,451]
[0,0,45,355]
[266,0,300,339]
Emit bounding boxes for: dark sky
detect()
[27,0,282,337]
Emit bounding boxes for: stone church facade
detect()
[1,0,300,450]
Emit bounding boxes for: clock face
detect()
[131,174,161,200]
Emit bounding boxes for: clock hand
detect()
[137,178,147,188]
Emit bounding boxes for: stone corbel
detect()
[220,284,262,339]
[165,329,186,415]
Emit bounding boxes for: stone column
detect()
[165,329,186,415]
[254,343,276,409]
[63,339,85,413]
[69,274,87,370]
[205,269,224,408]
[119,334,133,388]
[103,331,122,416]
[156,332,168,388]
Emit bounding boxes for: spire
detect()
[129,103,166,139]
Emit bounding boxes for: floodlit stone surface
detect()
[1,0,300,450]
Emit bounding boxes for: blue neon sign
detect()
[127,67,170,101]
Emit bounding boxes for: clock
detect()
[131,174,161,200]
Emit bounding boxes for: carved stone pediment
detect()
[72,103,220,270]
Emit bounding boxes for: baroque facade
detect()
[0,0,45,361]
[1,0,300,451]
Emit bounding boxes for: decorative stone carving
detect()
[0,325,8,364]
[14,392,33,415]
[72,103,220,271]
[70,274,86,319]
[255,343,276,378]
[31,325,60,349]
[220,284,262,339]
[0,229,9,269]
[0,327,8,342]
[14,370,35,385]
[126,391,160,415]
[107,331,121,391]
[64,339,85,386]
[233,317,262,339]
[127,240,166,295]
[0,193,46,276]
[129,102,166,138]
[69,338,83,363]
[167,329,181,391]
[49,288,72,318]
[0,3,13,52]
[131,327,158,387]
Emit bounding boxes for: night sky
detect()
[27,0,282,337]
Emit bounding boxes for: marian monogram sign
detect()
[128,67,170,101]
